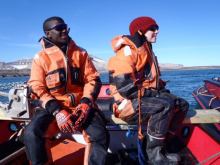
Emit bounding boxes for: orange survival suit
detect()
[108,31,188,138]
[108,31,189,164]
[21,37,109,165]
[108,31,166,120]
[29,37,101,112]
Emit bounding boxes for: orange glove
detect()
[55,110,76,133]
[72,103,91,128]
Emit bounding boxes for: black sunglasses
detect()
[148,25,159,32]
[47,23,68,31]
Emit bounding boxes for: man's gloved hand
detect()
[55,110,77,133]
[72,103,91,128]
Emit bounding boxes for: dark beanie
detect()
[129,16,159,37]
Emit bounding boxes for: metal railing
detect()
[0,81,27,91]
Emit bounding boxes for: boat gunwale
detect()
[204,79,220,88]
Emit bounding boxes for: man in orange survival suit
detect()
[21,16,109,165]
[108,16,189,165]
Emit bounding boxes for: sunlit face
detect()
[45,20,68,47]
[144,26,159,43]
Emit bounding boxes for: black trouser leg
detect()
[126,97,178,163]
[81,109,110,165]
[164,98,189,159]
[141,97,175,139]
[128,97,176,138]
[23,109,54,165]
[168,98,189,133]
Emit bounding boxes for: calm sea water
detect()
[0,69,220,110]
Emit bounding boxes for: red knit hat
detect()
[129,16,159,37]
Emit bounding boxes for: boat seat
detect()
[1,102,219,125]
[94,98,220,125]
[103,109,220,125]
[0,107,219,125]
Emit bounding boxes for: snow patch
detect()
[11,65,28,69]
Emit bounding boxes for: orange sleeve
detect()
[28,54,55,109]
[108,46,140,99]
[81,52,102,103]
[108,47,136,78]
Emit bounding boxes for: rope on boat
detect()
[194,85,220,110]
[184,86,214,101]
[0,81,27,91]
[196,152,220,165]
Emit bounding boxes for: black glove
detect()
[45,100,63,116]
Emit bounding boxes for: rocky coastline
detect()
[0,69,30,78]
[1,66,220,78]
[1,57,220,77]
[160,65,220,71]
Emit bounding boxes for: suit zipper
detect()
[43,38,75,106]
[151,52,159,89]
[148,44,159,89]
[62,46,75,106]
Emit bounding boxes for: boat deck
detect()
[104,135,198,165]
[0,135,199,165]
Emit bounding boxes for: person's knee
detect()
[19,131,25,144]
[163,99,175,113]
[25,123,42,139]
[96,125,109,144]
[180,98,189,111]
[87,123,109,146]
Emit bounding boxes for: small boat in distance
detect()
[192,76,220,132]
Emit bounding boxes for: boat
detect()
[192,76,220,132]
[0,83,220,165]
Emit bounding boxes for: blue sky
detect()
[0,0,219,67]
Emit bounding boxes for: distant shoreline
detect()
[100,66,220,73]
[0,66,220,77]
[0,69,30,78]
[160,66,220,71]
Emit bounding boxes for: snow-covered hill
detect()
[0,55,109,73]
[0,55,189,73]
